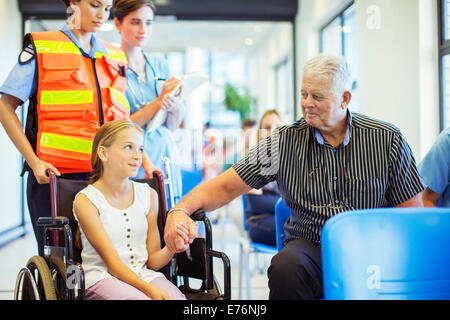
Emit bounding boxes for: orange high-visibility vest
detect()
[29,31,130,174]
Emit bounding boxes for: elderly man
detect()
[165,54,425,300]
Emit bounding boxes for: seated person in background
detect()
[73,120,186,300]
[245,110,282,247]
[418,127,450,207]
[163,54,425,300]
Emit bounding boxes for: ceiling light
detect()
[245,38,254,46]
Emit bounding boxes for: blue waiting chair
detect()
[274,198,291,252]
[321,207,450,300]
[180,168,203,197]
[238,196,290,299]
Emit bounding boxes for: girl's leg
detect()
[86,277,150,300]
[149,277,186,300]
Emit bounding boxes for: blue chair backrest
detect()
[181,169,203,197]
[242,195,248,231]
[274,198,291,252]
[321,207,450,300]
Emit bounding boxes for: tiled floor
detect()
[0,197,273,300]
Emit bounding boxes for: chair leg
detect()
[246,251,251,300]
[238,239,244,300]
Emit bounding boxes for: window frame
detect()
[438,0,450,130]
[319,1,355,56]
[274,56,293,121]
[319,1,358,111]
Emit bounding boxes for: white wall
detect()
[295,0,439,161]
[0,0,25,234]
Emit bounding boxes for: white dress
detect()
[73,181,165,289]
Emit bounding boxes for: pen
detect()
[154,77,167,81]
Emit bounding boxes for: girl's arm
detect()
[73,193,169,300]
[146,188,185,270]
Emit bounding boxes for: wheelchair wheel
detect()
[19,256,57,300]
[47,255,68,300]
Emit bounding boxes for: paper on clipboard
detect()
[171,72,209,100]
[146,73,208,131]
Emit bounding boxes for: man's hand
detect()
[164,210,197,253]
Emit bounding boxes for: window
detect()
[320,2,358,111]
[439,0,450,129]
[274,58,293,120]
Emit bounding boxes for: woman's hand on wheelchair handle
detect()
[30,158,61,184]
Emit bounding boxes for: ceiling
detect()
[18,0,298,21]
[22,0,297,55]
[34,18,290,55]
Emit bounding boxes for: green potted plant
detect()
[224,82,255,123]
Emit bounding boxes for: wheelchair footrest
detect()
[178,284,223,300]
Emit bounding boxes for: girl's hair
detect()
[89,120,143,184]
[113,0,157,22]
[257,109,281,141]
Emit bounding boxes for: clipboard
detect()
[171,72,209,100]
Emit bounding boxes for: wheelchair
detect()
[14,171,231,300]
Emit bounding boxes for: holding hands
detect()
[164,210,198,253]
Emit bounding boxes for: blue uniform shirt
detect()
[418,127,450,207]
[0,24,109,102]
[126,52,183,204]
[126,52,170,122]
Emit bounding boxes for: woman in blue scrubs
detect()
[113,0,184,205]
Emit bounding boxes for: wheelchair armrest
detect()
[207,249,231,300]
[190,209,205,221]
[37,216,69,228]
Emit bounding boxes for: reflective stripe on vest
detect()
[109,87,130,110]
[34,40,79,54]
[40,132,93,155]
[35,40,128,64]
[95,50,128,63]
[40,90,93,105]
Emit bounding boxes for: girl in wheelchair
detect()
[73,120,187,300]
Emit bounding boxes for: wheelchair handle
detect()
[47,170,58,218]
[47,170,60,247]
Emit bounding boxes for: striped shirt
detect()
[232,111,425,245]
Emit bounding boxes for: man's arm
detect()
[420,188,440,207]
[164,168,252,253]
[394,193,424,208]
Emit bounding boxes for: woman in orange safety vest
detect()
[0,0,153,255]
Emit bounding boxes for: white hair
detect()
[303,54,351,96]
